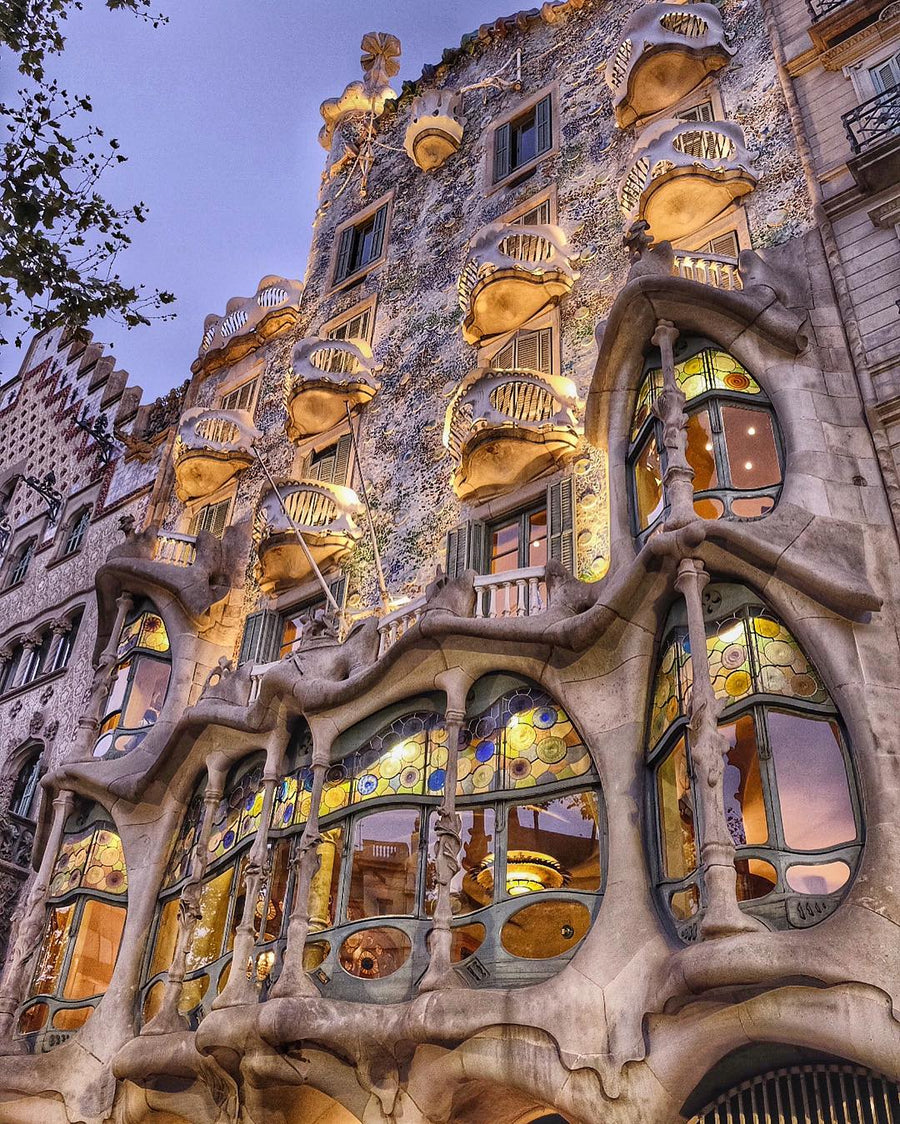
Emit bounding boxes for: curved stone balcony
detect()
[173,407,260,502]
[606,3,733,127]
[254,480,364,591]
[193,276,303,377]
[618,119,757,242]
[444,367,581,502]
[458,224,579,345]
[285,338,381,442]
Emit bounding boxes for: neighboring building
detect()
[0,0,899,1121]
[0,328,184,963]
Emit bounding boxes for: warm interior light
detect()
[704,441,713,452]
[473,850,566,896]
[747,426,756,436]
[744,461,753,470]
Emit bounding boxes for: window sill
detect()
[486,144,559,198]
[0,666,70,705]
[327,253,387,297]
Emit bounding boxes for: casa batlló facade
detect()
[1,0,900,1120]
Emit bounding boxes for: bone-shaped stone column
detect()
[0,788,74,1039]
[675,558,762,938]
[653,320,696,529]
[142,758,228,1034]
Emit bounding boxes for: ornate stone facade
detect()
[2,0,900,1121]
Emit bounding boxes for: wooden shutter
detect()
[493,123,511,182]
[238,609,282,666]
[335,225,354,284]
[547,476,575,574]
[369,204,388,265]
[333,433,353,487]
[535,95,553,156]
[493,337,516,370]
[508,328,551,373]
[708,231,739,257]
[445,521,485,578]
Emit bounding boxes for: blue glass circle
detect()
[357,773,378,797]
[223,829,235,849]
[427,769,445,791]
[534,707,557,729]
[282,804,294,823]
[475,741,495,763]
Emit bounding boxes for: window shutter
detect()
[238,609,282,666]
[538,327,552,374]
[494,122,511,182]
[535,95,553,156]
[445,521,485,578]
[369,204,388,265]
[708,231,739,258]
[335,225,354,283]
[333,433,353,488]
[548,476,576,574]
[493,337,516,370]
[209,500,229,537]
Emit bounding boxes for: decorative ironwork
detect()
[805,0,849,19]
[21,472,63,522]
[74,409,118,466]
[844,84,900,153]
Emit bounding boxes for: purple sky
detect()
[3,1,516,398]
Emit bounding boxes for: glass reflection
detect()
[504,793,601,896]
[657,739,696,879]
[685,409,718,491]
[735,858,777,902]
[721,715,768,846]
[348,809,421,920]
[634,434,664,529]
[339,927,411,979]
[722,405,780,490]
[62,900,126,1000]
[425,807,494,915]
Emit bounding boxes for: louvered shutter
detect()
[333,433,353,487]
[493,337,516,370]
[445,521,485,578]
[209,499,229,537]
[535,95,553,156]
[709,231,739,257]
[238,609,282,666]
[368,204,388,265]
[494,123,511,182]
[548,476,575,574]
[335,225,354,283]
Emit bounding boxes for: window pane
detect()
[490,522,521,574]
[121,657,170,729]
[722,406,780,490]
[735,857,777,901]
[512,112,537,168]
[506,791,602,896]
[685,409,718,492]
[186,867,234,971]
[102,662,131,727]
[634,434,664,529]
[347,809,421,920]
[258,840,291,943]
[308,826,344,931]
[767,711,856,850]
[30,904,75,996]
[657,738,697,879]
[149,897,180,977]
[527,509,548,568]
[62,900,126,1000]
[720,714,768,846]
[425,807,495,916]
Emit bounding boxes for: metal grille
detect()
[660,10,708,37]
[490,379,557,423]
[220,308,248,338]
[691,1064,900,1123]
[805,0,849,19]
[256,285,287,307]
[843,85,900,154]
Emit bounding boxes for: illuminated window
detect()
[144,680,605,1017]
[648,583,862,937]
[629,340,783,538]
[17,802,127,1047]
[93,603,171,759]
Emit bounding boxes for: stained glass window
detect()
[163,786,205,889]
[629,341,782,536]
[648,584,861,935]
[95,603,172,759]
[19,804,128,1045]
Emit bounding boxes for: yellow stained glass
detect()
[30,904,75,997]
[186,868,233,972]
[62,899,126,1000]
[649,637,684,748]
[750,616,828,704]
[116,617,142,659]
[149,897,180,978]
[50,829,92,897]
[139,613,170,653]
[707,616,753,707]
[84,828,127,895]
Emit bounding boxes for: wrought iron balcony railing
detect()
[844,84,900,154]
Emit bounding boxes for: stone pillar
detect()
[652,320,695,528]
[675,558,761,939]
[142,762,227,1035]
[418,667,474,993]
[46,619,73,673]
[269,735,331,999]
[212,741,285,1010]
[0,789,74,1039]
[71,592,133,761]
[12,636,40,690]
[0,647,13,690]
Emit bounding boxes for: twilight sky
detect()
[2,1,517,397]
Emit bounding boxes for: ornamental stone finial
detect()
[319,31,402,151]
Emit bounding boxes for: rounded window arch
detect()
[17,800,128,1050]
[647,582,862,939]
[61,506,91,558]
[629,339,783,539]
[143,679,605,1021]
[9,744,42,822]
[93,600,171,759]
[5,538,36,589]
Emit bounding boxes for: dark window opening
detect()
[334,205,388,285]
[493,95,553,183]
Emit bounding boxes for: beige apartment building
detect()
[0,0,899,1121]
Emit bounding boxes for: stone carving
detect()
[404,89,466,171]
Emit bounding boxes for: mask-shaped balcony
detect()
[619,120,757,242]
[458,224,579,345]
[173,408,261,502]
[285,338,381,442]
[404,89,466,171]
[606,4,733,128]
[254,480,364,591]
[444,367,581,502]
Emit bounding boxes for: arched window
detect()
[648,583,862,939]
[19,630,53,688]
[629,341,783,538]
[143,680,605,1021]
[10,748,42,821]
[17,801,127,1049]
[6,539,35,588]
[48,611,82,674]
[93,602,171,759]
[2,747,42,872]
[61,507,91,558]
